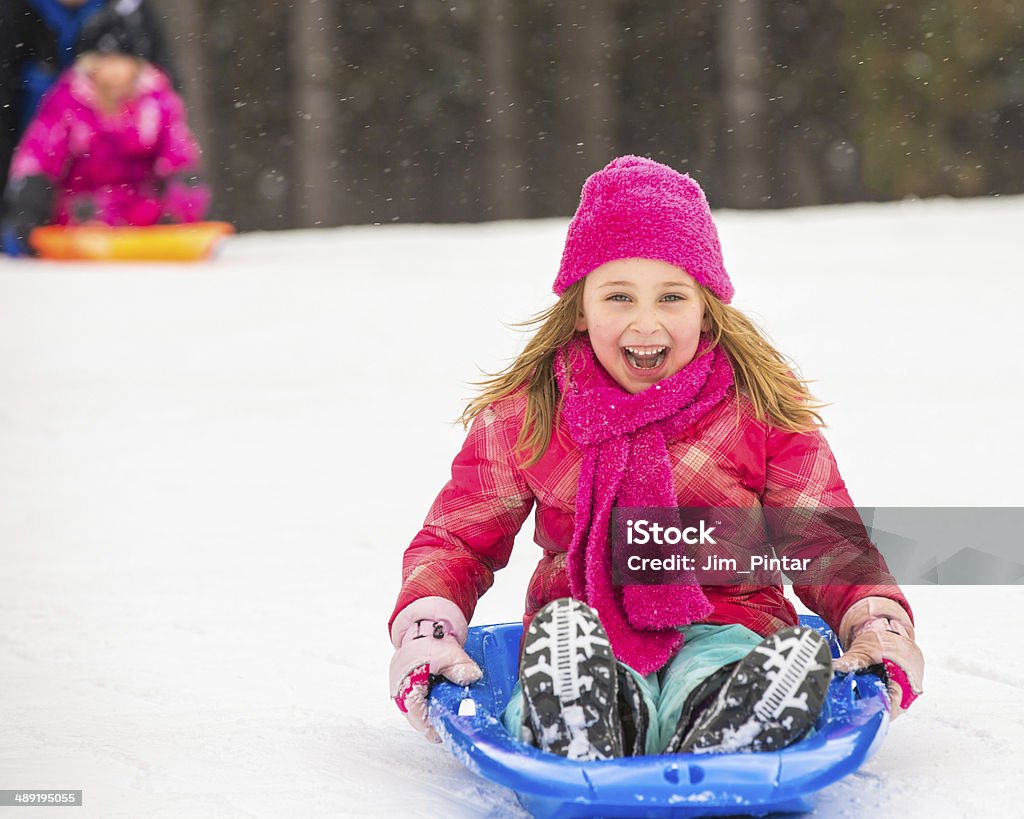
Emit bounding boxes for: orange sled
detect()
[30,222,235,262]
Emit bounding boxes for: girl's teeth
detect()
[624,347,667,370]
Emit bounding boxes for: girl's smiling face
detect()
[576,258,708,394]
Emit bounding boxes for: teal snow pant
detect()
[502,623,763,756]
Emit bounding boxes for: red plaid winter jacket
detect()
[390,389,911,650]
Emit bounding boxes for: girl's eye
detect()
[607,294,630,302]
[662,294,685,302]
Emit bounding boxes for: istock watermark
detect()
[610,507,1024,586]
[624,517,719,546]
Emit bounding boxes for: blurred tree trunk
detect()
[718,0,769,206]
[552,0,617,207]
[764,1,865,206]
[479,0,527,219]
[158,0,216,208]
[198,2,295,230]
[288,0,339,227]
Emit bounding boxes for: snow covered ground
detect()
[2,195,1023,818]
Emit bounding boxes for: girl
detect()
[388,156,924,758]
[2,4,207,256]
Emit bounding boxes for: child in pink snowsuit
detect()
[388,156,925,759]
[2,5,208,255]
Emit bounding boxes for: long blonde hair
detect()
[460,281,825,466]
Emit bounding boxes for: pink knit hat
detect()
[553,155,733,303]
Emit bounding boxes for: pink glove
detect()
[833,596,924,719]
[388,596,482,743]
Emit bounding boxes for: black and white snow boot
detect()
[672,625,833,755]
[520,598,623,761]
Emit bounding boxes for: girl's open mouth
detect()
[622,346,667,371]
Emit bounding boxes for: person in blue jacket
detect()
[0,0,178,231]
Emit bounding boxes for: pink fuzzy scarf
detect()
[555,334,734,674]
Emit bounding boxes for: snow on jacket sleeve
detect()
[8,77,73,184]
[761,424,913,633]
[389,400,536,632]
[153,83,200,177]
[152,82,210,223]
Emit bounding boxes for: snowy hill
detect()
[2,196,1023,818]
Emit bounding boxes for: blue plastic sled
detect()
[430,615,889,818]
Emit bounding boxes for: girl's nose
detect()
[630,306,662,334]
